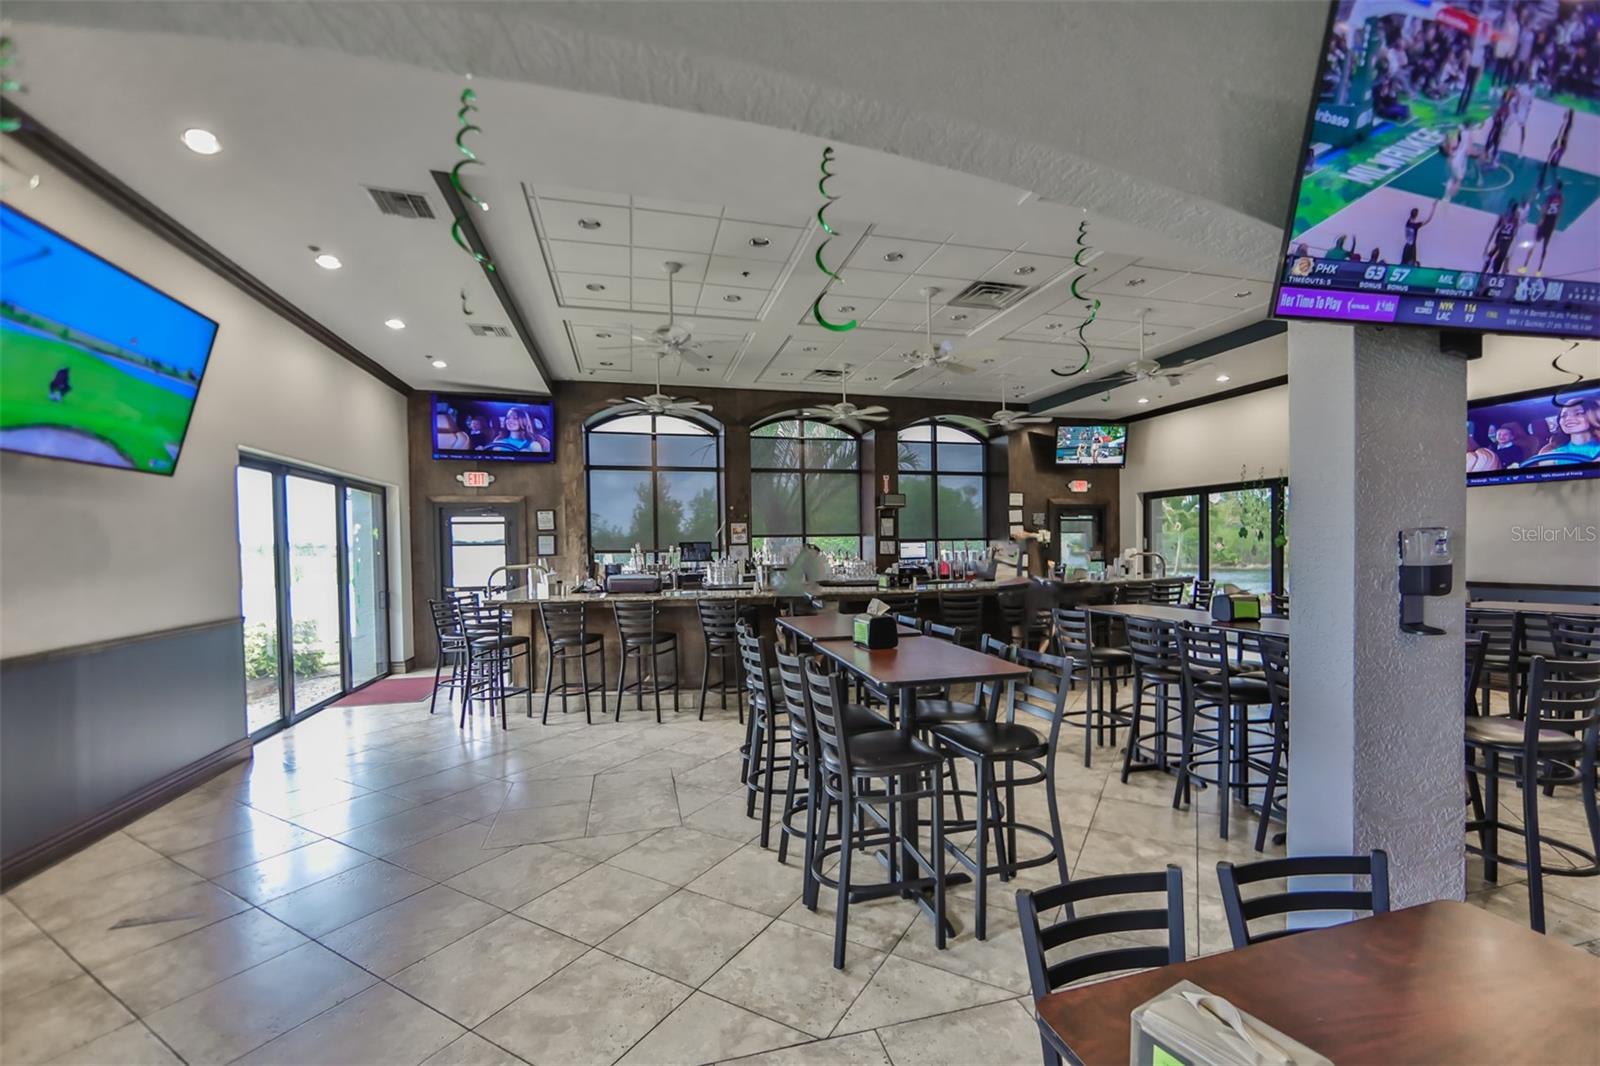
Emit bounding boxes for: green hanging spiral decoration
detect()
[810,146,857,333]
[1051,219,1101,377]
[450,85,494,272]
[0,35,23,133]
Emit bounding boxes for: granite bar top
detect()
[489,577,1028,608]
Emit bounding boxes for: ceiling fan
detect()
[893,287,976,381]
[610,260,709,361]
[1124,309,1190,387]
[983,376,1053,430]
[802,367,889,434]
[605,338,714,417]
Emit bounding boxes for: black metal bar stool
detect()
[1171,623,1275,841]
[427,597,471,715]
[456,599,532,729]
[1052,607,1134,768]
[613,600,679,722]
[538,600,606,724]
[696,598,744,722]
[1189,578,1216,609]
[1251,633,1291,853]
[736,623,790,848]
[1468,607,1524,716]
[1148,580,1186,606]
[938,593,984,649]
[1119,614,1182,782]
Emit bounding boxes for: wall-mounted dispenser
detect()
[1398,527,1453,635]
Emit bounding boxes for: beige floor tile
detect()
[0,972,134,1064]
[51,880,250,970]
[1072,829,1199,883]
[389,914,586,1027]
[421,1032,531,1066]
[240,777,370,820]
[6,835,162,912]
[478,948,692,1065]
[701,922,885,1039]
[261,859,432,938]
[1468,883,1600,945]
[777,888,918,954]
[688,844,806,917]
[834,955,1014,1035]
[0,909,84,1005]
[616,991,811,1066]
[333,804,472,857]
[1086,794,1198,849]
[214,837,373,903]
[444,844,595,911]
[607,826,744,886]
[674,751,751,792]
[11,858,204,935]
[600,890,771,986]
[387,821,511,881]
[517,863,675,945]
[234,982,464,1065]
[129,802,295,857]
[889,898,1032,995]
[384,767,501,806]
[170,819,323,879]
[503,777,595,810]
[546,829,657,863]
[485,803,594,847]
[124,791,246,840]
[144,942,375,1063]
[872,998,1040,1066]
[289,791,419,836]
[675,782,734,818]
[430,780,517,821]
[321,884,503,976]
[684,797,764,843]
[720,1030,892,1065]
[94,908,307,1016]
[43,1022,181,1065]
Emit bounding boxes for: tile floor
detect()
[2,680,1596,1065]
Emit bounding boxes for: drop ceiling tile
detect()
[631,196,722,217]
[779,338,840,360]
[1126,322,1190,349]
[984,251,1076,284]
[546,240,631,277]
[1141,301,1232,329]
[712,220,803,261]
[1196,284,1268,310]
[705,256,785,289]
[832,269,906,299]
[811,295,880,324]
[557,272,631,303]
[1087,263,1190,298]
[536,186,630,207]
[918,244,1010,279]
[1143,271,1237,303]
[536,200,631,244]
[866,300,929,326]
[933,306,993,331]
[850,235,940,274]
[631,249,709,283]
[1073,294,1148,323]
[630,278,702,309]
[1083,318,1136,342]
[887,275,969,305]
[698,283,767,311]
[632,210,719,253]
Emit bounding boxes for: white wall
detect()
[1119,335,1600,586]
[0,143,413,661]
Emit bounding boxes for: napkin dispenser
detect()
[1211,593,1261,622]
[853,613,899,649]
[1131,980,1332,1066]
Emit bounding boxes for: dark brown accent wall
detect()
[408,381,1118,667]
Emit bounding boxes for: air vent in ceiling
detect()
[948,280,1030,310]
[365,187,436,220]
[806,368,846,382]
[466,323,512,338]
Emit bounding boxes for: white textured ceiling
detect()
[4,7,1308,412]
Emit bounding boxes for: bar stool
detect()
[1148,580,1185,606]
[538,601,606,724]
[938,593,984,648]
[1252,633,1291,853]
[1552,614,1600,659]
[613,600,679,722]
[735,624,789,847]
[1116,583,1154,606]
[1189,578,1216,610]
[1467,608,1524,717]
[427,597,470,716]
[455,599,532,729]
[799,654,948,969]
[695,599,744,722]
[1052,607,1133,768]
[932,642,1074,940]
[1269,592,1290,617]
[1172,624,1276,840]
[1119,614,1182,782]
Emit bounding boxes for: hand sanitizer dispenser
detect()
[1398,527,1452,635]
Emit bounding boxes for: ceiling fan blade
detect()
[891,365,921,382]
[838,418,868,434]
[853,405,890,417]
[944,362,979,375]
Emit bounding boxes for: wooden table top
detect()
[1471,600,1600,618]
[812,634,1031,688]
[776,614,921,643]
[1086,603,1293,638]
[1035,901,1600,1066]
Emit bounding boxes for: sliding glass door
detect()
[236,458,390,736]
[1144,478,1286,597]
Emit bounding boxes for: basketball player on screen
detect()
[1538,108,1574,188]
[1480,198,1524,275]
[1520,180,1564,274]
[1399,203,1438,267]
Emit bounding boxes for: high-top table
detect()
[1085,602,1292,638]
[776,613,921,647]
[1034,900,1600,1066]
[1469,599,1600,619]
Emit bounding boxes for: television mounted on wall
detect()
[432,393,555,462]
[1467,379,1600,485]
[1055,423,1127,467]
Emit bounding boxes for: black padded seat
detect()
[470,635,530,651]
[620,632,676,647]
[911,697,984,724]
[1464,717,1582,752]
[551,632,603,648]
[824,731,942,776]
[1194,676,1271,703]
[1087,646,1134,665]
[931,720,1046,758]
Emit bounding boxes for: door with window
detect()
[236,459,390,736]
[1054,507,1103,574]
[439,504,521,592]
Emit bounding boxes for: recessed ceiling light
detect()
[431,359,448,369]
[723,294,742,303]
[864,376,877,382]
[883,252,904,262]
[740,270,753,278]
[181,128,222,155]
[696,367,710,373]
[1013,265,1036,276]
[1233,290,1252,298]
[838,305,856,313]
[981,357,996,365]
[577,218,602,230]
[595,331,613,339]
[1143,330,1157,337]
[313,252,342,270]
[1125,277,1146,287]
[748,236,771,248]
[585,283,606,292]
[780,371,793,377]
[950,313,968,322]
[802,346,818,353]
[599,360,614,367]
[1137,396,1150,405]
[384,318,405,330]
[1216,373,1231,383]
[1045,322,1063,330]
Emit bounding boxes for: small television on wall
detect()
[0,204,219,474]
[1055,423,1127,466]
[1271,1,1599,340]
[1468,380,1600,485]
[432,393,554,462]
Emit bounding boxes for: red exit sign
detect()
[1067,479,1091,493]
[459,471,493,489]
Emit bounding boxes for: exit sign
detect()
[457,471,494,489]
[1067,479,1091,493]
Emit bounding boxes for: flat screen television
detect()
[1468,379,1600,485]
[431,393,554,461]
[1272,1,1599,339]
[0,204,218,474]
[1055,423,1127,466]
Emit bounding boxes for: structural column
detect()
[1286,322,1466,908]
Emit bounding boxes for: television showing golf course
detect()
[1,204,217,474]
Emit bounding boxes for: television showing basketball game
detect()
[0,204,219,475]
[1274,1,1599,339]
[1055,423,1127,466]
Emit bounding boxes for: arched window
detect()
[897,420,987,560]
[586,411,722,564]
[750,417,862,556]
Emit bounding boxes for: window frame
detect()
[584,410,724,560]
[1142,477,1287,596]
[896,419,990,558]
[748,416,864,555]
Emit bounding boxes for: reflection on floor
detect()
[3,682,1597,1065]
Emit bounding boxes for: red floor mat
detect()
[332,676,439,706]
